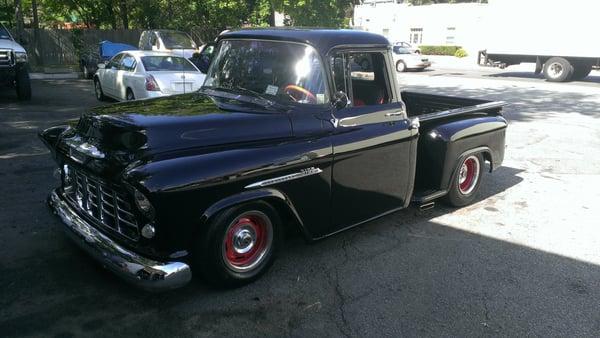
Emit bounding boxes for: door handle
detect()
[385,111,403,117]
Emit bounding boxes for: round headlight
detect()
[134,189,155,219]
[141,224,156,239]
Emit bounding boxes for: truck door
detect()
[329,51,418,232]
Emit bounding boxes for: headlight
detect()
[14,52,27,63]
[134,188,155,219]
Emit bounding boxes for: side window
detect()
[341,52,392,107]
[108,54,123,69]
[120,55,136,71]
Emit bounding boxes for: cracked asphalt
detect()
[1,72,600,337]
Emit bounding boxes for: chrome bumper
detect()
[48,189,192,291]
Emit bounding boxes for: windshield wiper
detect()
[201,86,282,109]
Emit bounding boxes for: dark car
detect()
[79,41,137,79]
[40,28,507,291]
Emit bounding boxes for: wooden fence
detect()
[12,29,144,71]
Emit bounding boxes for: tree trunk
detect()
[119,0,129,29]
[31,0,39,29]
[14,0,24,43]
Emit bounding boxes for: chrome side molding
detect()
[245,167,323,189]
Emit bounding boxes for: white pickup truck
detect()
[0,23,31,100]
[138,30,201,59]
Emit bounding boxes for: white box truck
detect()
[478,0,599,82]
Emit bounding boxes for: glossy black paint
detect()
[40,29,507,263]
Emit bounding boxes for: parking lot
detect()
[1,72,600,336]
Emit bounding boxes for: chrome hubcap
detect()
[232,227,256,254]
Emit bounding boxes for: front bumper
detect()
[48,189,192,291]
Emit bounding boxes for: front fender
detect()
[200,188,311,239]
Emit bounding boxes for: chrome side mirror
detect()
[332,91,350,110]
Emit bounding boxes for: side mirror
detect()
[332,91,350,110]
[97,63,106,69]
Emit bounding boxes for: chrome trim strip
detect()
[48,189,191,291]
[245,167,323,189]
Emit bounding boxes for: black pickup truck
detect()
[40,29,507,291]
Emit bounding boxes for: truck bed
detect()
[400,91,508,204]
[401,91,505,121]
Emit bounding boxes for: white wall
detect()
[353,2,488,54]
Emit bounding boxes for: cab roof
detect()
[218,28,390,53]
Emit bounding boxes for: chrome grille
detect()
[63,166,140,241]
[0,49,12,67]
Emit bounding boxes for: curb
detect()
[30,73,81,80]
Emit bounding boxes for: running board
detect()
[411,190,448,204]
[419,202,435,211]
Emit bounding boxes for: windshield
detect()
[141,56,198,72]
[204,39,330,105]
[393,46,411,54]
[159,31,196,49]
[0,26,12,40]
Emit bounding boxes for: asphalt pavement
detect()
[1,74,599,337]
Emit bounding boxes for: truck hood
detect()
[69,92,293,163]
[0,39,25,52]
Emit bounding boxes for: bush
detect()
[454,48,468,58]
[420,45,462,56]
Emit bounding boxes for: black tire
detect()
[443,153,485,207]
[396,60,407,72]
[543,57,573,82]
[126,88,135,101]
[572,63,592,80]
[194,201,282,288]
[16,68,32,101]
[82,64,92,79]
[94,78,106,101]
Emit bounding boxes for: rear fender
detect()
[430,116,507,191]
[200,188,311,239]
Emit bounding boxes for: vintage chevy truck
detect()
[40,29,507,291]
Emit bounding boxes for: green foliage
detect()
[6,0,359,32]
[420,45,462,56]
[454,48,468,58]
[406,0,487,4]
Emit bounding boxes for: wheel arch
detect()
[199,188,312,240]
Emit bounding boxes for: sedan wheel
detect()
[94,79,106,101]
[396,61,407,72]
[126,90,135,101]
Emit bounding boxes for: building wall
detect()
[353,2,488,54]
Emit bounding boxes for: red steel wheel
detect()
[443,153,484,207]
[458,155,480,195]
[222,211,273,273]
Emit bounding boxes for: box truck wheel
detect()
[543,57,573,82]
[572,62,592,80]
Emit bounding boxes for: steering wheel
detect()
[283,85,317,104]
